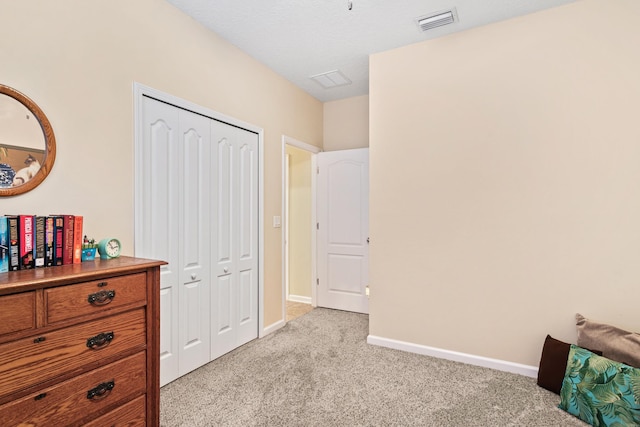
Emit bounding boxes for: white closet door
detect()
[211,121,259,359]
[140,97,180,386]
[139,94,259,386]
[177,110,211,376]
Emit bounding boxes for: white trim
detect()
[287,295,312,305]
[284,154,290,315]
[262,319,286,336]
[132,82,266,338]
[366,335,538,378]
[310,153,318,308]
[281,136,321,324]
[257,128,265,338]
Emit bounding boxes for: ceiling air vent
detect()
[416,8,457,32]
[310,70,352,89]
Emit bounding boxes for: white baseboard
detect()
[367,335,538,378]
[287,295,312,304]
[261,319,285,337]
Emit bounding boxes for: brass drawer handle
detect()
[86,380,115,401]
[86,331,115,349]
[87,290,116,306]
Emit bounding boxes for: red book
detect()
[52,216,64,266]
[50,215,74,265]
[18,215,35,270]
[73,215,83,264]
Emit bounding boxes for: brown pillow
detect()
[576,313,640,368]
[536,335,602,394]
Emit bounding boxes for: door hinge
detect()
[316,222,319,230]
[316,278,319,286]
[317,166,319,174]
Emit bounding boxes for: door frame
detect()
[133,82,266,338]
[281,136,320,321]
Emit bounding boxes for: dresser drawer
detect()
[0,351,146,427]
[83,394,146,427]
[0,308,145,401]
[0,291,36,335]
[45,273,147,324]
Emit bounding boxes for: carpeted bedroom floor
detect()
[160,308,585,426]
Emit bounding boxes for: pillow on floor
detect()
[537,335,602,395]
[576,313,640,368]
[559,345,640,427]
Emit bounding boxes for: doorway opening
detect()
[281,136,320,322]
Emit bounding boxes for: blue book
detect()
[0,216,8,273]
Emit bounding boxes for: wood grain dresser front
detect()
[0,256,164,426]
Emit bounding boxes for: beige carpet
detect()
[160,308,585,426]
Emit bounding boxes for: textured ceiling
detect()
[165,0,577,102]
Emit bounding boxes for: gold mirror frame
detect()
[0,84,56,196]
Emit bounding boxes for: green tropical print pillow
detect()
[559,345,640,427]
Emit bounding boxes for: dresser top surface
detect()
[0,256,166,295]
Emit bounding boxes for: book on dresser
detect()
[44,216,55,267]
[51,215,64,266]
[0,217,7,273]
[50,214,74,265]
[17,215,35,270]
[34,216,46,268]
[6,216,19,271]
[72,215,83,264]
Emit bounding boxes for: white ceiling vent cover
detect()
[416,8,457,32]
[310,70,352,89]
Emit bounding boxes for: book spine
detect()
[45,216,55,267]
[53,216,64,266]
[61,215,74,265]
[73,215,83,264]
[0,216,7,273]
[34,216,46,267]
[7,216,19,271]
[18,215,35,270]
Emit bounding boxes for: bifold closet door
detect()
[140,96,259,386]
[140,97,211,386]
[210,121,259,360]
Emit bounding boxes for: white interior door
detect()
[211,121,259,360]
[317,148,369,314]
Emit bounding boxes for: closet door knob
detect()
[223,267,229,273]
[191,273,197,280]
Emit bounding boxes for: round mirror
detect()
[0,84,56,196]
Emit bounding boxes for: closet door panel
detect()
[210,122,258,358]
[236,130,259,345]
[141,97,180,387]
[178,111,211,376]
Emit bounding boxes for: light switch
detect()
[273,216,281,228]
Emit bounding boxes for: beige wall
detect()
[0,0,323,328]
[369,0,640,367]
[286,146,313,299]
[323,95,369,150]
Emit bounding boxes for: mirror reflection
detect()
[0,94,46,187]
[0,85,56,196]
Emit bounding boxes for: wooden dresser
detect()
[0,256,164,426]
